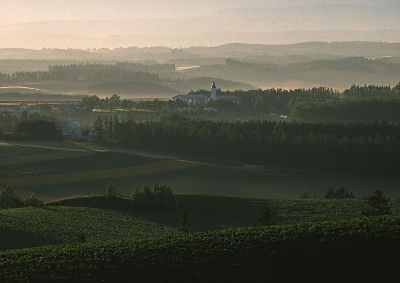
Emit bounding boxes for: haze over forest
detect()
[1,0,399,48]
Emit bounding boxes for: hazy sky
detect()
[1,0,260,23]
[2,0,396,23]
[0,0,399,48]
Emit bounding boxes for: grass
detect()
[0,151,162,177]
[0,141,92,166]
[51,194,400,231]
[0,206,176,250]
[1,215,399,282]
[0,160,196,186]
[1,141,399,199]
[2,194,399,251]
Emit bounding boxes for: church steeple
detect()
[211,82,218,101]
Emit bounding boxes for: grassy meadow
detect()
[2,195,398,250]
[0,206,175,250]
[1,141,399,199]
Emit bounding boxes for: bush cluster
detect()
[325,187,355,199]
[0,186,43,209]
[131,184,176,211]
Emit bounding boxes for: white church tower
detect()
[211,82,219,101]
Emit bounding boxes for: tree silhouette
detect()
[0,186,23,209]
[258,207,274,226]
[105,182,118,198]
[177,209,191,233]
[363,190,391,217]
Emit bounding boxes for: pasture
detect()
[0,206,176,250]
[2,195,398,250]
[1,141,399,199]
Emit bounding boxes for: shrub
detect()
[15,119,62,141]
[257,207,274,226]
[363,190,391,217]
[177,209,190,233]
[105,182,119,198]
[325,187,355,199]
[299,192,311,199]
[0,186,23,209]
[131,184,176,211]
[23,194,43,207]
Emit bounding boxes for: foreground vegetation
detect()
[0,205,176,250]
[1,215,399,282]
[1,189,398,250]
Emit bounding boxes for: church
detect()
[172,82,239,105]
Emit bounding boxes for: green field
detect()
[0,141,92,166]
[0,206,176,250]
[1,141,399,199]
[1,215,399,282]
[1,194,399,251]
[1,141,399,281]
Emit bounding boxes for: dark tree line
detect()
[81,83,400,117]
[0,112,62,141]
[15,120,62,141]
[93,115,400,177]
[0,186,42,209]
[0,62,175,82]
[189,83,400,116]
[290,96,400,122]
[82,94,184,112]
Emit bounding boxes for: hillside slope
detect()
[0,206,175,250]
[1,215,399,282]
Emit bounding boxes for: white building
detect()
[59,120,82,139]
[172,82,239,105]
[172,94,209,105]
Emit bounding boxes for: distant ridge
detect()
[2,42,400,60]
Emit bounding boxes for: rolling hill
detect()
[0,206,175,250]
[1,215,399,282]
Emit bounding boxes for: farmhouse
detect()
[172,82,239,105]
[0,103,26,112]
[58,120,82,139]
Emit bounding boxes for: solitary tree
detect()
[258,207,274,226]
[105,182,118,198]
[177,209,191,233]
[363,190,391,217]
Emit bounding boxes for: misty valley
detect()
[1,1,400,282]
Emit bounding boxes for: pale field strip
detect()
[0,160,197,186]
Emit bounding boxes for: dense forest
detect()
[291,97,400,122]
[0,63,169,83]
[93,115,400,177]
